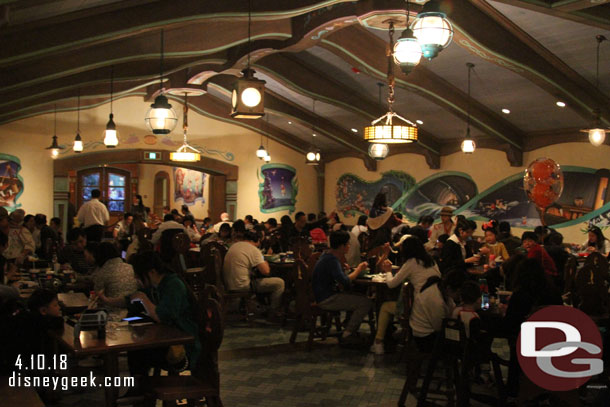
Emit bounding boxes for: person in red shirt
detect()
[521,231,558,282]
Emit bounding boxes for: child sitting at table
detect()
[451,281,481,337]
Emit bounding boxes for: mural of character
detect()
[0,155,23,211]
[258,164,297,213]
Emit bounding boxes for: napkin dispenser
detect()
[74,308,108,340]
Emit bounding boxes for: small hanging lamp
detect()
[368,143,389,160]
[145,30,178,134]
[393,0,422,75]
[170,93,201,162]
[365,25,418,144]
[104,66,119,147]
[263,135,271,162]
[73,89,83,153]
[306,99,321,165]
[231,0,266,119]
[411,0,453,60]
[46,105,64,159]
[256,135,267,159]
[461,63,476,154]
[581,35,608,147]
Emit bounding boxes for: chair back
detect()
[357,232,369,255]
[293,259,314,319]
[584,252,609,281]
[400,282,415,321]
[197,295,224,353]
[292,237,312,262]
[160,228,184,262]
[200,242,229,292]
[574,263,609,316]
[563,255,578,295]
[171,232,191,274]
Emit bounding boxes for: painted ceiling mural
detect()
[336,167,610,230]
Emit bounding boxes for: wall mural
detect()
[336,166,610,230]
[336,170,416,216]
[258,164,298,214]
[173,167,206,207]
[0,154,23,212]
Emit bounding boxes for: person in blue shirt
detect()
[312,230,371,345]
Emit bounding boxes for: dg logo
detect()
[518,305,604,391]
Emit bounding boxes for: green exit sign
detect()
[144,151,161,160]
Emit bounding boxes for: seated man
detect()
[223,230,284,316]
[312,230,371,345]
[58,228,94,275]
[151,214,185,245]
[521,231,558,283]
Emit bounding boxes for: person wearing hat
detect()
[425,207,456,251]
[3,209,35,264]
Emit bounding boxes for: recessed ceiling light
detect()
[351,128,358,133]
[556,101,566,108]
[416,120,423,125]
[312,133,317,137]
[501,108,510,114]
[288,121,292,124]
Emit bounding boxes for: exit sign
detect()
[144,151,162,160]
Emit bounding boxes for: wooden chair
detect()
[289,252,341,350]
[574,263,610,316]
[563,255,578,302]
[396,282,415,362]
[145,295,224,407]
[202,242,252,321]
[171,232,191,275]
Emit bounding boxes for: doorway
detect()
[154,171,170,217]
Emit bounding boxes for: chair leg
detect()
[307,315,317,351]
[417,352,440,406]
[290,315,302,344]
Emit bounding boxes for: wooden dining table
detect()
[50,322,195,407]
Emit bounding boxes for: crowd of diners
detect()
[1,188,609,403]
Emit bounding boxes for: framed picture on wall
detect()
[0,153,23,212]
[258,164,298,214]
[174,167,206,206]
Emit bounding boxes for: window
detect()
[77,168,130,214]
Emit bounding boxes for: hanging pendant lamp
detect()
[368,143,389,160]
[365,23,418,144]
[145,30,178,134]
[231,0,266,119]
[411,0,453,60]
[170,94,201,162]
[73,90,83,153]
[46,105,65,159]
[104,67,119,147]
[263,135,271,162]
[306,100,321,165]
[393,0,422,75]
[461,63,476,154]
[581,35,608,147]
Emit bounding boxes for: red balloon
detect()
[530,182,554,208]
[531,159,553,181]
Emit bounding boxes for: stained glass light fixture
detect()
[170,94,201,162]
[145,30,178,134]
[364,23,418,144]
[461,63,476,154]
[581,35,608,147]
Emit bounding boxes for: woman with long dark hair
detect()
[131,194,147,224]
[370,236,441,354]
[582,226,610,255]
[366,192,401,249]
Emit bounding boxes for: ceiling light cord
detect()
[77,88,80,133]
[247,0,252,69]
[54,104,57,136]
[466,62,474,133]
[159,30,164,92]
[183,93,188,143]
[387,22,396,113]
[110,66,114,115]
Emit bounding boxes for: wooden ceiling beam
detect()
[486,0,610,31]
[553,0,604,12]
[0,0,354,65]
[455,0,610,125]
[321,25,525,150]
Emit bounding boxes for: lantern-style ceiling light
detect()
[46,105,64,159]
[170,94,201,162]
[581,35,608,147]
[73,90,83,153]
[364,23,418,144]
[306,99,321,165]
[393,1,422,75]
[368,143,389,160]
[461,62,476,154]
[145,30,178,135]
[104,67,119,147]
[231,0,265,119]
[411,0,453,60]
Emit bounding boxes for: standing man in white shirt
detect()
[76,189,110,243]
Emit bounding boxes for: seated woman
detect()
[127,252,201,376]
[201,222,232,246]
[370,236,441,354]
[91,242,138,311]
[439,219,480,275]
[581,226,610,256]
[182,215,202,243]
[409,270,465,352]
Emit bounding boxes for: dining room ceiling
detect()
[1,0,609,169]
